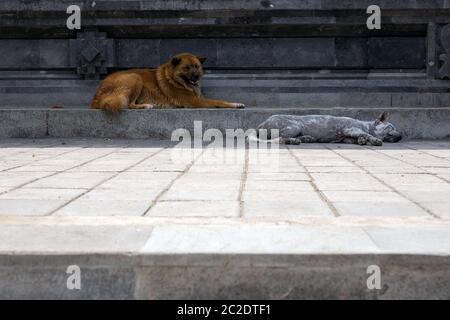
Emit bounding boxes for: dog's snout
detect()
[385,131,402,143]
[392,134,402,143]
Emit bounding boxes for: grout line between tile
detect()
[0,145,127,197]
[1,143,91,173]
[327,146,442,219]
[238,146,249,218]
[143,147,208,216]
[287,147,340,217]
[47,147,167,216]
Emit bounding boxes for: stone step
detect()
[0,217,449,299]
[2,76,449,88]
[1,107,450,140]
[2,91,448,109]
[0,75,449,108]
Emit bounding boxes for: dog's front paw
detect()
[300,135,316,143]
[143,104,155,109]
[371,138,383,146]
[357,137,367,145]
[232,103,246,109]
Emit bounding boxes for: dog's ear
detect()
[196,56,207,64]
[171,56,182,67]
[376,111,389,124]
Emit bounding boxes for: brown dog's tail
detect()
[91,94,128,113]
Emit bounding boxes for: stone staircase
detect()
[1,72,450,109]
[0,0,449,139]
[1,1,450,300]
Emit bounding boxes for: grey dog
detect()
[253,112,402,146]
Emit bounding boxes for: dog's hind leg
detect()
[252,117,305,145]
[342,137,357,144]
[126,75,154,110]
[98,94,129,113]
[93,73,146,113]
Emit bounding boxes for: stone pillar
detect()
[69,29,116,79]
[438,24,450,79]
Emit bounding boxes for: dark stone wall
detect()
[0,37,427,70]
[1,1,449,73]
[0,0,448,107]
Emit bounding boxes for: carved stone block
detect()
[69,30,115,79]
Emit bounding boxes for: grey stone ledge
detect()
[1,108,449,139]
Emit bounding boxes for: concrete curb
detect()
[0,253,448,299]
[1,108,450,140]
[0,217,449,299]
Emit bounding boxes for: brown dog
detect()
[91,53,245,112]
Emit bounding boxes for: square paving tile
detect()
[306,166,365,173]
[364,166,428,174]
[0,188,84,200]
[0,199,66,216]
[26,172,114,189]
[373,173,445,185]
[400,190,450,203]
[0,172,52,187]
[332,201,428,217]
[81,189,159,201]
[311,173,389,191]
[244,199,333,218]
[148,200,239,217]
[323,191,408,202]
[245,180,313,192]
[243,190,321,202]
[161,184,240,201]
[246,172,310,181]
[54,199,150,216]
[98,178,172,191]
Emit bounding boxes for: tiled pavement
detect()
[0,138,449,220]
[0,138,449,257]
[1,138,450,299]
